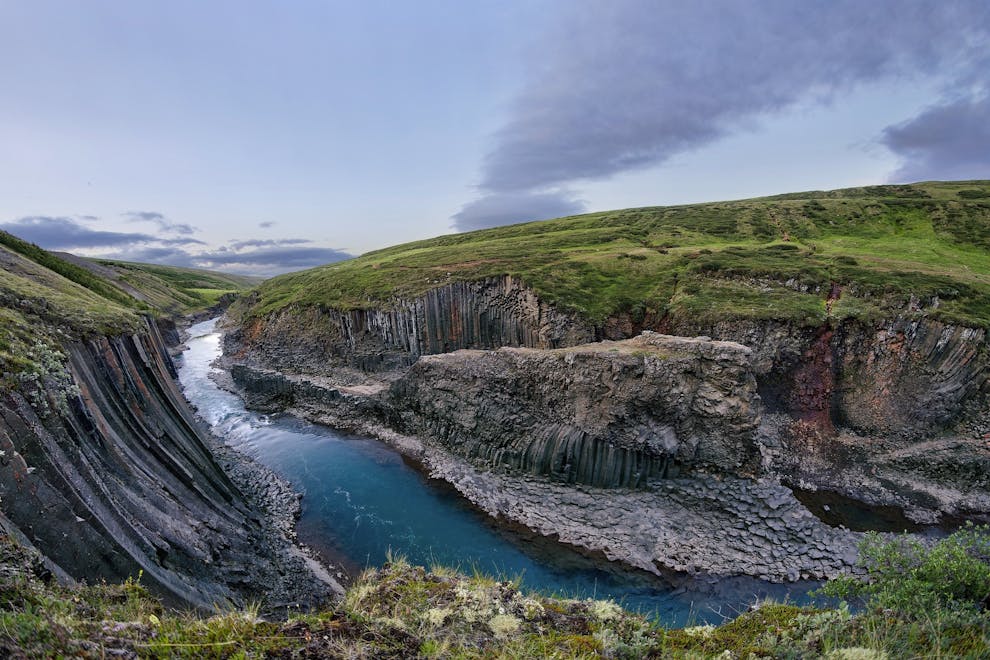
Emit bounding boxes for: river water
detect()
[176,318,818,626]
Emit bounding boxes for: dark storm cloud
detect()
[0,216,157,249]
[124,210,198,235]
[882,94,990,182]
[452,190,586,231]
[454,0,990,230]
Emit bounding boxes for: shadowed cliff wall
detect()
[0,318,318,609]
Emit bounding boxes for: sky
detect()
[1,1,988,277]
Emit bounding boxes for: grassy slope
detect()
[244,181,990,328]
[0,243,143,378]
[87,258,260,314]
[0,232,256,379]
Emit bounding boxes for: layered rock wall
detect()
[233,275,988,438]
[663,316,989,437]
[0,318,334,609]
[387,333,762,488]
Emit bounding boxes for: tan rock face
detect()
[388,332,763,488]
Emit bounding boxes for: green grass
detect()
[186,287,239,306]
[0,230,145,311]
[0,236,256,385]
[89,259,259,314]
[97,260,258,294]
[3,527,989,658]
[239,180,990,328]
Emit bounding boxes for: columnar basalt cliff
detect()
[0,318,338,609]
[387,333,762,488]
[228,276,593,374]
[233,281,989,447]
[659,316,990,438]
[225,275,990,571]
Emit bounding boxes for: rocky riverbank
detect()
[182,390,347,609]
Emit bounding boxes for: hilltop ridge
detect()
[238,180,990,329]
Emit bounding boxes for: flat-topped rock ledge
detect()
[388,332,763,488]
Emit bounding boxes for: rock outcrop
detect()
[387,333,762,488]
[661,316,989,438]
[0,317,339,610]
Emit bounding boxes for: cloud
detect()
[0,216,158,249]
[227,238,311,250]
[96,237,352,277]
[124,210,198,235]
[1,215,341,276]
[455,0,990,227]
[258,221,276,228]
[882,93,990,182]
[452,190,586,231]
[160,236,207,246]
[104,244,354,277]
[194,246,352,271]
[107,246,199,267]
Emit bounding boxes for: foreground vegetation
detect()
[241,181,990,328]
[3,525,988,658]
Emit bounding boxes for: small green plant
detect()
[823,523,990,616]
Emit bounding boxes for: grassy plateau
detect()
[241,181,990,329]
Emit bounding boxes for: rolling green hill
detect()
[0,231,257,378]
[63,254,259,314]
[242,181,990,329]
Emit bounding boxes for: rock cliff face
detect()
[0,318,336,609]
[226,351,860,581]
[225,273,990,580]
[232,278,988,441]
[228,276,593,374]
[387,333,762,488]
[663,316,989,438]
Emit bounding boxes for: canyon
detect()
[223,278,990,584]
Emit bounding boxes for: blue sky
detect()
[1,1,988,276]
